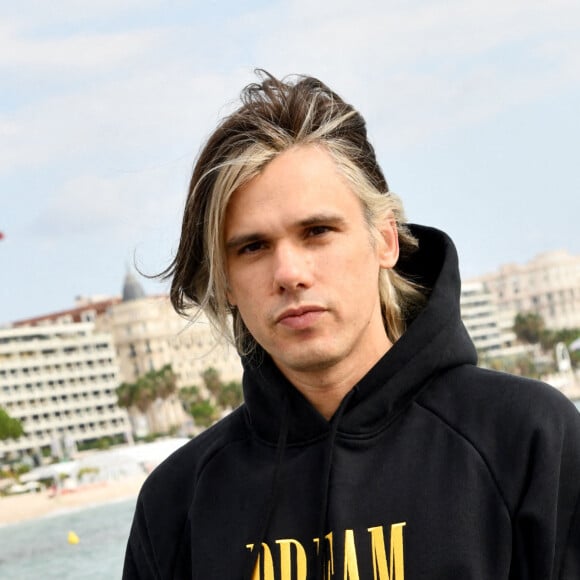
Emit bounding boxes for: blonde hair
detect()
[161,71,425,355]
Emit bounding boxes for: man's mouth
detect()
[276,306,326,330]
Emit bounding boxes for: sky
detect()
[1,0,579,325]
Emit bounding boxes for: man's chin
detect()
[273,349,342,375]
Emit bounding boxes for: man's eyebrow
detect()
[224,213,347,252]
[225,232,265,252]
[296,213,347,228]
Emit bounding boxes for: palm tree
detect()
[116,382,134,409]
[201,367,222,399]
[116,365,183,436]
[153,365,178,400]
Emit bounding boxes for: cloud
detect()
[0,65,249,174]
[278,0,580,62]
[0,0,168,30]
[32,167,186,240]
[0,24,163,71]
[3,0,579,177]
[245,0,580,145]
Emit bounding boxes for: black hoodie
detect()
[123,226,580,579]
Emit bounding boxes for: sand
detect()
[0,473,147,527]
[0,438,191,527]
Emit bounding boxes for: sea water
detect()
[0,497,137,579]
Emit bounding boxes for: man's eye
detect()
[239,241,265,255]
[307,226,331,237]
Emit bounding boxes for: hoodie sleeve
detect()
[560,496,580,578]
[509,389,580,579]
[422,368,580,578]
[122,496,160,580]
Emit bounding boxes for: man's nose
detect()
[272,243,313,292]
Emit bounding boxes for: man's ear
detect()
[377,215,399,269]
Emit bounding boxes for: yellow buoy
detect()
[68,531,80,545]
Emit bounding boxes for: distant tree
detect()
[116,365,178,412]
[179,368,243,430]
[0,407,24,441]
[201,368,222,399]
[549,329,580,368]
[217,381,244,410]
[178,385,201,410]
[116,381,135,410]
[179,385,219,428]
[513,314,580,369]
[154,365,178,399]
[513,313,545,345]
[116,365,181,436]
[191,399,219,428]
[541,328,580,351]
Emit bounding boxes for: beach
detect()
[0,438,190,527]
[0,473,146,526]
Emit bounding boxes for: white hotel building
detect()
[471,250,580,331]
[94,270,243,390]
[0,322,131,459]
[460,280,523,358]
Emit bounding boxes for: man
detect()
[123,72,580,579]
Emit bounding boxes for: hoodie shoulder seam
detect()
[194,423,252,478]
[414,399,511,516]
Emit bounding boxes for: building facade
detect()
[12,296,121,328]
[0,322,131,459]
[2,272,245,450]
[95,293,243,390]
[471,250,580,331]
[460,280,524,359]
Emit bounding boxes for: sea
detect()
[0,496,137,579]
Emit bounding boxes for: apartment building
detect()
[13,271,243,390]
[472,250,580,331]
[0,322,131,459]
[460,280,524,358]
[1,271,246,451]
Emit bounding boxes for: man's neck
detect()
[275,347,392,420]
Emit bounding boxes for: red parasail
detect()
[0,231,4,240]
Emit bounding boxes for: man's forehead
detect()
[223,144,365,234]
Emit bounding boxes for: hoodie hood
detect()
[241,224,478,444]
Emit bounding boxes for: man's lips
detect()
[275,306,326,330]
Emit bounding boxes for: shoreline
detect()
[0,473,147,527]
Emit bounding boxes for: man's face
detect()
[224,145,399,380]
